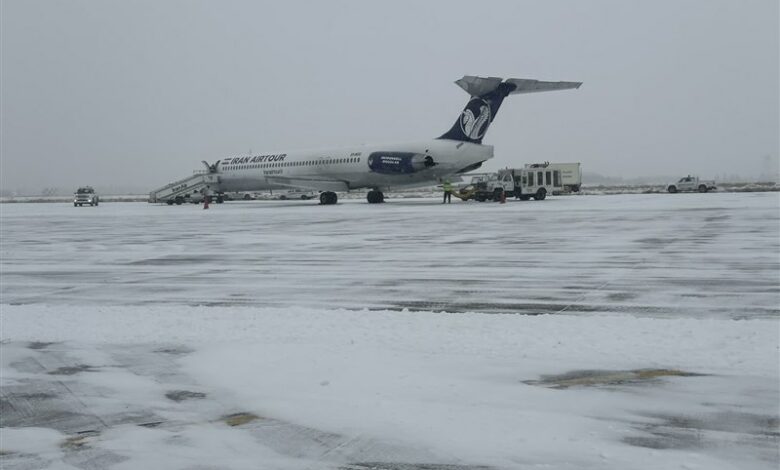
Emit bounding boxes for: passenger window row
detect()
[225,157,360,171]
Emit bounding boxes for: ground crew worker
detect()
[202,186,210,210]
[442,180,453,204]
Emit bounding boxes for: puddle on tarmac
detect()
[222,412,262,427]
[523,369,704,389]
[164,390,206,402]
[153,346,194,356]
[47,364,98,375]
[342,464,492,470]
[61,431,99,450]
[624,411,779,457]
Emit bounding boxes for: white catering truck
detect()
[527,162,582,193]
[457,162,582,201]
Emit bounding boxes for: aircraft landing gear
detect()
[367,190,384,204]
[320,191,338,205]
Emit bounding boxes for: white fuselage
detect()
[215,139,493,193]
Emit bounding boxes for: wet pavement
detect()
[1,193,779,319]
[2,193,779,469]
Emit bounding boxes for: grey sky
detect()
[2,0,778,193]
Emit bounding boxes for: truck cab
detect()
[464,173,509,201]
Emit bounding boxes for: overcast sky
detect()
[2,0,778,193]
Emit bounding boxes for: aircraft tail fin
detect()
[438,76,581,144]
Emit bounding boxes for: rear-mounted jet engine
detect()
[367,152,436,174]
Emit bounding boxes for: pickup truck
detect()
[73,186,99,206]
[666,176,717,193]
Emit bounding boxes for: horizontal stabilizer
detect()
[455,76,582,97]
[504,78,582,95]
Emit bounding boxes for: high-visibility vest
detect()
[443,182,453,191]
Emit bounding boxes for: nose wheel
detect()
[367,190,384,204]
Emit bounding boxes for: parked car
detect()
[278,190,316,200]
[74,186,99,206]
[667,176,717,193]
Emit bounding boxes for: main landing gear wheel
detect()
[367,190,385,204]
[319,191,338,205]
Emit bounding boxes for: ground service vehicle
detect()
[667,176,717,193]
[148,168,221,205]
[277,189,316,200]
[73,187,99,206]
[457,163,580,201]
[525,162,581,192]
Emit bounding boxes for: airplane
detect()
[208,76,581,205]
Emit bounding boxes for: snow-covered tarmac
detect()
[1,193,779,469]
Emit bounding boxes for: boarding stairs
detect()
[148,171,220,204]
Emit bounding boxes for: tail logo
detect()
[460,98,492,140]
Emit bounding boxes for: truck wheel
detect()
[74,203,78,207]
[698,185,708,193]
[534,188,547,201]
[175,196,184,205]
[519,195,531,201]
[166,200,174,205]
[493,188,503,201]
[668,186,677,193]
